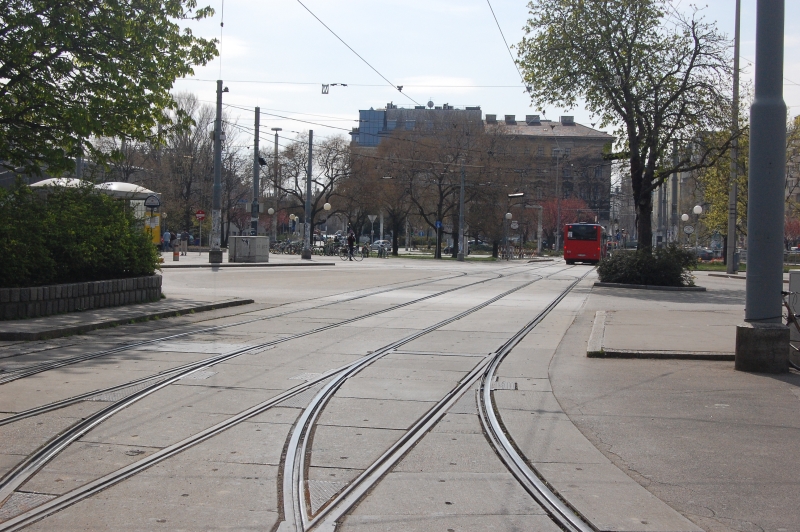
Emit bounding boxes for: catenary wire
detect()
[294,0,422,106]
[485,0,528,92]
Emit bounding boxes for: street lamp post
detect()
[271,127,282,243]
[504,212,512,260]
[693,204,703,256]
[301,131,313,260]
[457,163,466,261]
[323,202,331,235]
[209,80,228,264]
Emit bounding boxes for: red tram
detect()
[563,223,607,265]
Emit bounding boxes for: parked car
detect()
[370,239,391,251]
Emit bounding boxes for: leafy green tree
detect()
[517,0,734,249]
[0,0,217,176]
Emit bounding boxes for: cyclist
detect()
[347,230,356,261]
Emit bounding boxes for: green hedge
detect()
[0,183,159,288]
[597,244,697,287]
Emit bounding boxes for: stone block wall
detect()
[0,275,162,320]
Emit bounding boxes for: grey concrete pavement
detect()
[551,273,800,532]
[1,260,797,532]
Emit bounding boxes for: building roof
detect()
[484,117,613,140]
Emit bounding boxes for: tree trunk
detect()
[636,195,653,251]
[492,241,499,258]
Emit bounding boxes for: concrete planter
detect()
[0,275,162,320]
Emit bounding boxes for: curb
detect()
[588,349,734,361]
[0,299,255,341]
[160,262,336,269]
[593,282,706,292]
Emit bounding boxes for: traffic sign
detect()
[435,220,442,228]
[195,210,206,221]
[683,225,694,235]
[510,221,519,230]
[143,195,160,208]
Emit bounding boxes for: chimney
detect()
[504,115,516,125]
[525,115,540,125]
[560,116,575,125]
[486,114,497,124]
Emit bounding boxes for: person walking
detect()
[180,229,189,255]
[162,229,172,252]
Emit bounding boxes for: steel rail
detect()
[0,271,470,385]
[0,264,543,426]
[281,266,576,531]
[0,264,543,511]
[304,268,588,532]
[477,274,595,532]
[0,264,554,530]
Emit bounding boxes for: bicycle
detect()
[780,291,800,371]
[338,245,363,261]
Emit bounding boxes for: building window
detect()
[537,145,544,156]
[552,148,561,158]
[564,147,571,157]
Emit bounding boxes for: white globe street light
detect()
[693,205,703,215]
[681,213,689,222]
[323,203,331,211]
[505,212,513,220]
[268,208,275,216]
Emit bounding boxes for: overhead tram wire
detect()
[485,0,529,93]
[293,0,422,106]
[179,78,526,89]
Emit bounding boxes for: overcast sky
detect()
[172,0,800,147]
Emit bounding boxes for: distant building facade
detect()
[350,103,483,147]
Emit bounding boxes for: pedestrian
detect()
[181,229,189,255]
[162,229,172,252]
[347,230,356,261]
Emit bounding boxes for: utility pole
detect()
[209,80,224,264]
[671,140,679,243]
[457,163,466,261]
[301,130,313,260]
[657,182,664,246]
[271,128,281,243]
[727,0,742,274]
[251,107,260,237]
[737,0,788,373]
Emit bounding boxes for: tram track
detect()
[0,264,542,428]
[0,263,565,531]
[0,271,474,385]
[284,267,591,532]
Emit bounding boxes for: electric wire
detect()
[293,0,422,106]
[485,0,528,92]
[178,78,527,89]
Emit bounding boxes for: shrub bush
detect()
[0,182,159,288]
[597,244,697,287]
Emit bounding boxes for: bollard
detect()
[173,247,179,261]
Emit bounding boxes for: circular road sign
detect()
[683,225,695,235]
[195,210,206,221]
[510,221,519,230]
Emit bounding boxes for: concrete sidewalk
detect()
[549,273,800,532]
[159,250,335,268]
[0,296,253,341]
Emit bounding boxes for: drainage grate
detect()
[0,492,56,521]
[278,385,323,409]
[179,370,217,380]
[307,480,347,514]
[289,373,322,381]
[85,378,168,402]
[492,381,518,391]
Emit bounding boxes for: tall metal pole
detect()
[301,130,313,260]
[556,155,561,251]
[457,163,466,261]
[209,80,223,264]
[271,128,281,243]
[745,0,786,324]
[727,0,742,274]
[657,181,664,246]
[671,140,679,243]
[536,205,543,254]
[251,107,260,236]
